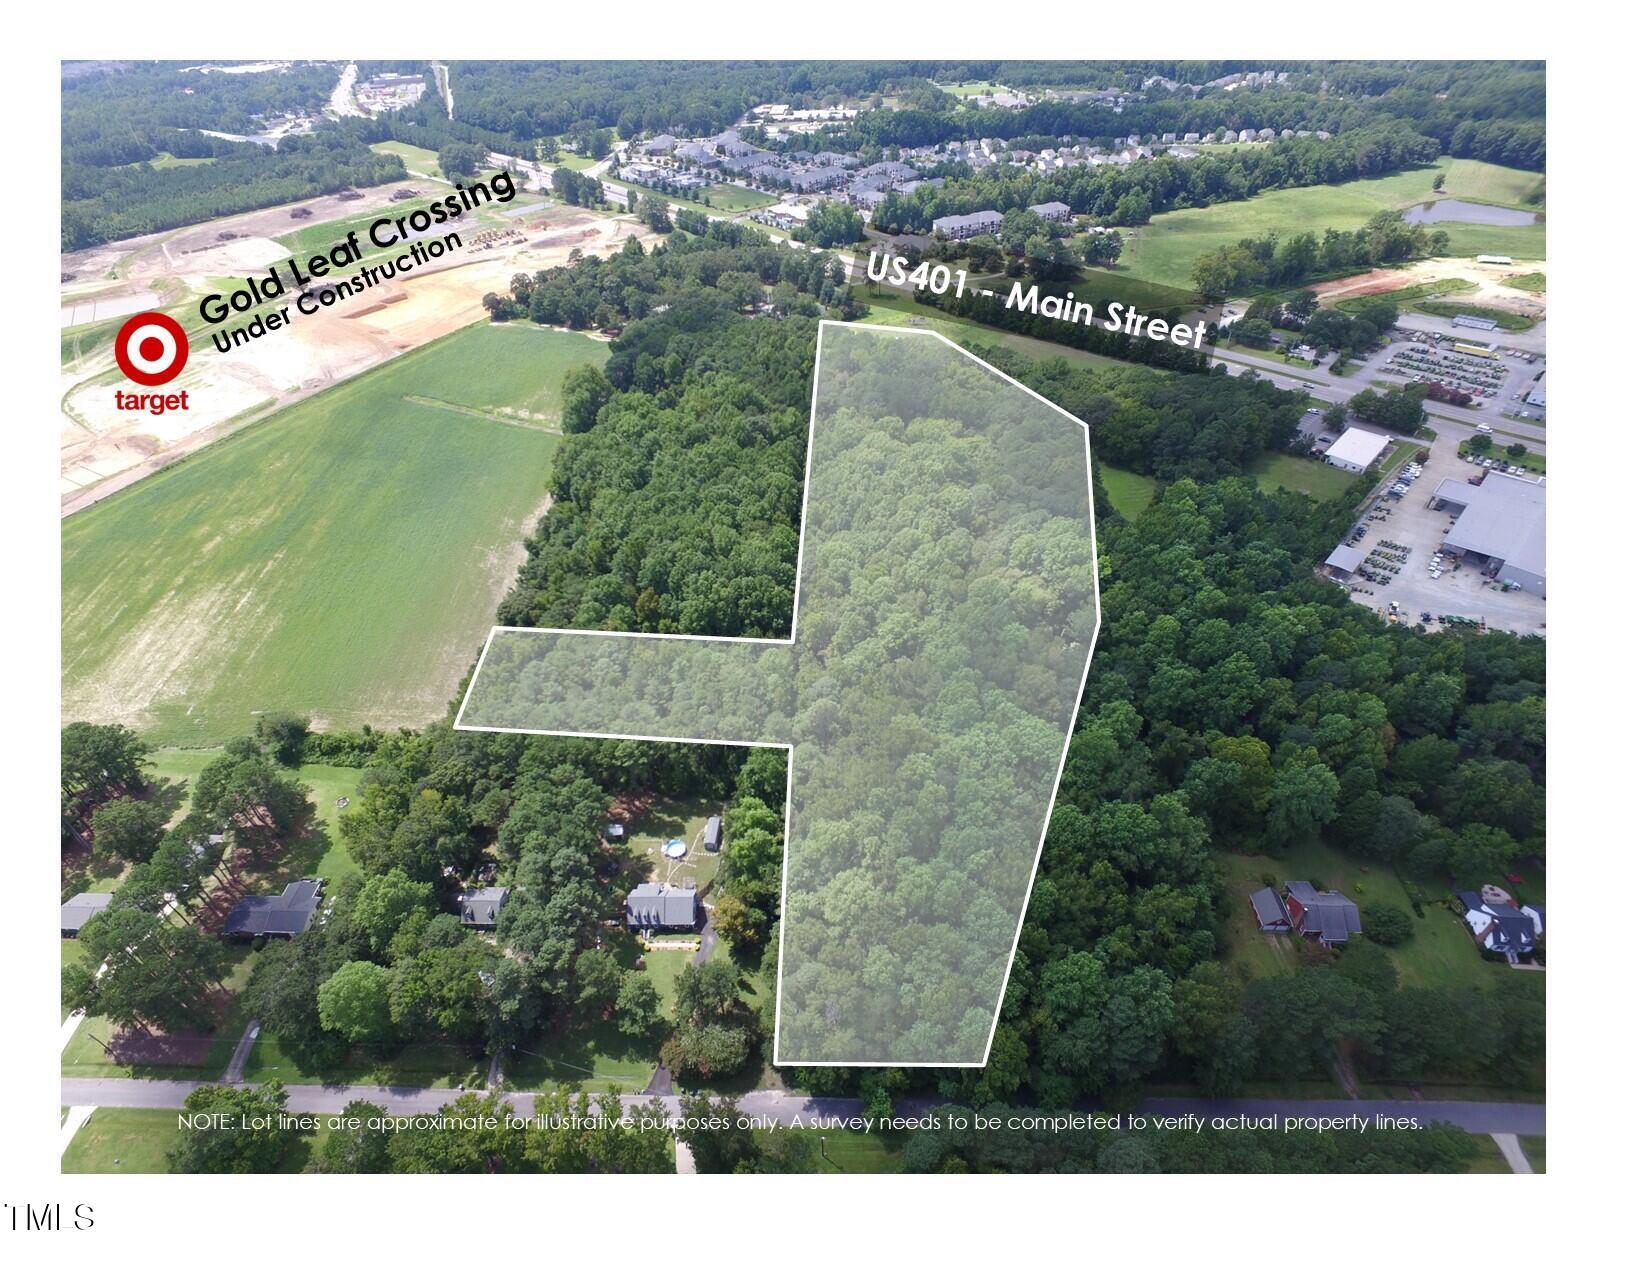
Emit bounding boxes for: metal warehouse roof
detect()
[1325,544,1367,573]
[1441,471,1546,578]
[1324,427,1390,469]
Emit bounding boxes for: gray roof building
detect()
[1249,887,1290,932]
[1284,880,1362,944]
[1324,544,1367,577]
[704,815,722,852]
[626,883,699,931]
[61,892,113,937]
[456,886,510,928]
[223,879,323,939]
[1431,471,1547,595]
[1029,200,1072,220]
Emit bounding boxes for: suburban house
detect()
[223,879,323,941]
[60,891,113,938]
[1249,887,1291,933]
[1283,880,1362,945]
[704,815,722,853]
[1029,200,1072,222]
[1457,890,1541,963]
[455,886,510,929]
[625,883,699,934]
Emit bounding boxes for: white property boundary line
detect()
[455,319,1103,1067]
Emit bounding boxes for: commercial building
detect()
[1323,426,1391,474]
[1430,471,1547,595]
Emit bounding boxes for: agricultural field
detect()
[62,323,603,745]
[1117,160,1546,290]
[1246,453,1360,501]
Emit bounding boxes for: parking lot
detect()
[1335,444,1546,635]
[1374,327,1547,426]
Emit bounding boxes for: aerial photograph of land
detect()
[57,58,1546,1179]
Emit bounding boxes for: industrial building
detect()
[1323,427,1391,474]
[1430,471,1547,595]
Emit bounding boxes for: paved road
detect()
[59,1077,1543,1135]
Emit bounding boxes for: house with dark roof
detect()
[223,880,323,940]
[61,892,113,938]
[456,886,510,929]
[1458,890,1540,963]
[626,883,699,934]
[1249,887,1290,933]
[1283,880,1362,945]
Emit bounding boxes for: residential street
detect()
[59,1077,1544,1136]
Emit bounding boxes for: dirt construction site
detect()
[61,180,657,513]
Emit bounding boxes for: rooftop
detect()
[223,879,322,938]
[626,882,698,930]
[456,886,510,927]
[61,892,113,933]
[1436,471,1546,579]
[1324,427,1390,469]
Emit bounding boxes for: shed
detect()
[1249,887,1290,932]
[704,815,723,853]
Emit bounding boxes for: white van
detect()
[1475,424,1494,435]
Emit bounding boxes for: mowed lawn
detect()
[369,140,443,179]
[1099,463,1157,520]
[62,1106,325,1173]
[1247,454,1360,501]
[63,324,602,745]
[1118,159,1545,289]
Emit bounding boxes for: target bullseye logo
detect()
[115,312,189,386]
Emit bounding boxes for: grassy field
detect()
[815,1129,909,1172]
[1504,272,1546,293]
[606,174,776,214]
[1411,300,1538,332]
[1246,454,1360,501]
[856,293,1136,373]
[62,324,601,745]
[1099,463,1157,520]
[62,1106,325,1173]
[1118,160,1546,289]
[1338,278,1474,316]
[146,749,365,883]
[1521,1135,1546,1172]
[369,140,442,179]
